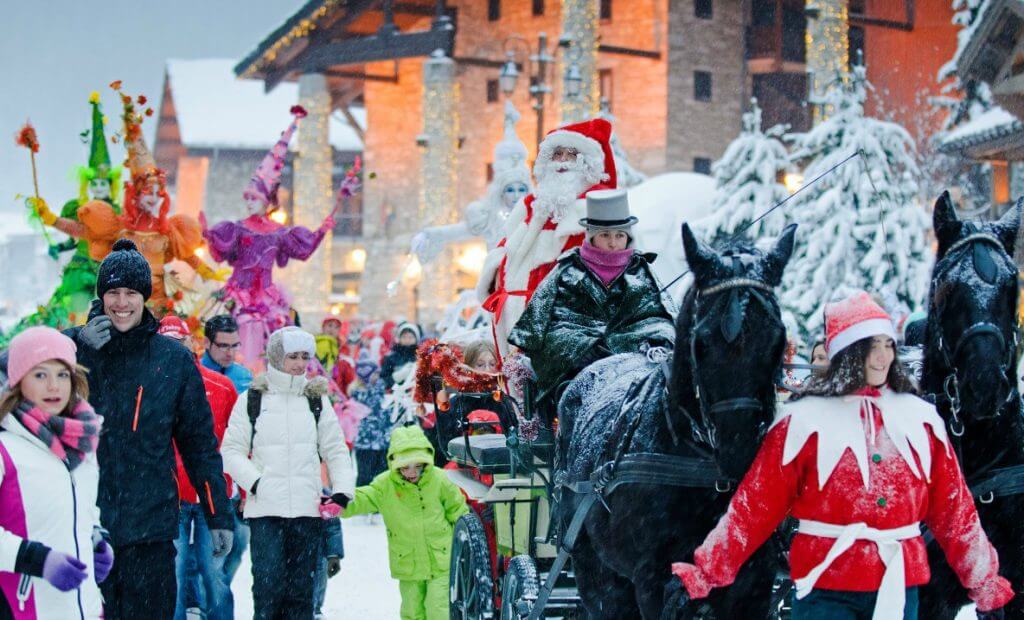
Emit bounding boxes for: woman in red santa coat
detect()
[665,291,1013,620]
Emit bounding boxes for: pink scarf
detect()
[580,242,634,286]
[9,401,102,470]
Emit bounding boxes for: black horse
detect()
[919,192,1024,619]
[555,223,796,618]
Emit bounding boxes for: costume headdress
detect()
[76,92,122,204]
[111,81,168,222]
[245,106,307,210]
[487,101,532,202]
[535,117,617,188]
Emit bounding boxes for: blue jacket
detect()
[201,351,253,394]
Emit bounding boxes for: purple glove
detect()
[93,541,114,583]
[42,552,88,592]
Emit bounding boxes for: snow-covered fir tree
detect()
[782,64,932,343]
[699,98,789,247]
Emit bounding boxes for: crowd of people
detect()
[0,104,1016,620]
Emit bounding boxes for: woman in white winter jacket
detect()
[0,327,111,620]
[222,326,354,620]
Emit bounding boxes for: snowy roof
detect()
[953,0,1024,83]
[940,106,1024,150]
[165,59,364,152]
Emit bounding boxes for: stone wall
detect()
[666,0,745,172]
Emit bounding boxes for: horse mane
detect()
[668,285,699,417]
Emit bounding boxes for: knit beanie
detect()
[266,326,316,371]
[96,238,152,300]
[7,327,78,387]
[395,321,421,343]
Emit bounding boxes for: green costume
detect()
[343,425,468,620]
[509,248,676,410]
[5,94,121,341]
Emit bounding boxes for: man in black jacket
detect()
[66,239,233,620]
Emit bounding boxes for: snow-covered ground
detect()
[231,518,400,619]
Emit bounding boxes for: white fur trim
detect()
[281,328,316,356]
[770,391,950,490]
[827,319,898,360]
[476,245,506,303]
[534,130,605,180]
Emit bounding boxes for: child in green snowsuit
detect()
[343,425,469,619]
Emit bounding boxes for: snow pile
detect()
[165,59,364,151]
[781,65,932,343]
[697,98,790,247]
[629,172,717,295]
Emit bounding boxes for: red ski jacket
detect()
[175,362,237,504]
[673,387,1013,613]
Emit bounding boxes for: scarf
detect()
[580,242,634,286]
[10,401,102,471]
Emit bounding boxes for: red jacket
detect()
[673,387,1013,612]
[175,362,237,504]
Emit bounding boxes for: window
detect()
[694,158,712,175]
[488,0,500,21]
[533,0,544,16]
[848,25,866,68]
[694,71,712,101]
[600,0,612,20]
[751,0,775,26]
[695,0,712,19]
[599,69,613,111]
[486,79,500,103]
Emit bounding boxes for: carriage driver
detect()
[508,188,675,426]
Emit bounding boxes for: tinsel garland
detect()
[413,339,500,404]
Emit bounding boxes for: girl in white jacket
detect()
[222,326,354,620]
[0,327,110,620]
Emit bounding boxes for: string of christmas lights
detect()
[805,0,849,124]
[560,0,600,123]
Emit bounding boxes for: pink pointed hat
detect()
[245,105,307,208]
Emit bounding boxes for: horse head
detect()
[671,222,796,479]
[926,191,1020,423]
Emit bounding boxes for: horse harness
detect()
[928,231,1024,510]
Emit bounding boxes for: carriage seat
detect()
[446,434,511,474]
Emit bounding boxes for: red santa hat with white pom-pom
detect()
[534,118,617,188]
[823,291,898,360]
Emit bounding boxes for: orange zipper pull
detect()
[205,481,216,515]
[132,385,144,432]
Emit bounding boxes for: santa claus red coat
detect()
[476,118,618,358]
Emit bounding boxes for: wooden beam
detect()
[336,104,366,143]
[301,28,455,71]
[324,68,400,82]
[598,44,661,59]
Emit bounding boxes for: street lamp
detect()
[563,62,582,98]
[499,52,519,96]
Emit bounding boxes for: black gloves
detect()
[660,576,690,620]
[977,610,1005,620]
[330,493,351,509]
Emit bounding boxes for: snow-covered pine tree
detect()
[781,64,932,343]
[699,98,790,247]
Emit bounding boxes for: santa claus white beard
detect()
[533,159,593,222]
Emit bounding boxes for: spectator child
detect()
[341,425,468,620]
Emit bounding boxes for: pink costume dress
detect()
[204,216,327,368]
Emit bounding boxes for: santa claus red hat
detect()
[535,118,617,188]
[824,291,898,360]
[158,315,191,341]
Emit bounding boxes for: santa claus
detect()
[476,118,617,358]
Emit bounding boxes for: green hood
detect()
[387,425,435,472]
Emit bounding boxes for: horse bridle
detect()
[933,233,1018,435]
[688,277,780,448]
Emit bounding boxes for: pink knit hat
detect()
[823,291,897,360]
[7,327,78,387]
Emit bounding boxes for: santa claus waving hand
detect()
[476,118,617,359]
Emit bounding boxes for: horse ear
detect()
[991,199,1020,256]
[681,222,719,281]
[762,224,798,286]
[933,190,962,257]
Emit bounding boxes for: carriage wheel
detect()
[500,555,540,619]
[450,512,496,619]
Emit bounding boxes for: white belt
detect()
[795,519,921,620]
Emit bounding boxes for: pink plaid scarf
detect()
[10,401,102,470]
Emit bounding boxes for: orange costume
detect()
[35,84,216,316]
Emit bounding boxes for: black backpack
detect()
[246,389,323,456]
